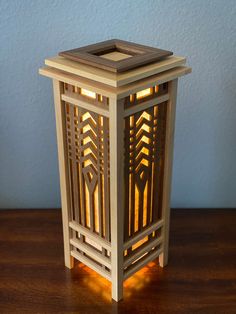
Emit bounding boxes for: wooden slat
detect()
[65,105,76,223]
[130,118,136,237]
[71,250,111,281]
[123,94,169,117]
[146,110,154,225]
[77,107,86,227]
[109,97,125,301]
[152,102,167,223]
[103,117,110,241]
[70,238,111,269]
[52,80,74,269]
[123,219,164,250]
[61,93,109,117]
[124,236,163,268]
[159,79,178,267]
[124,116,130,240]
[69,105,80,223]
[69,221,111,251]
[123,247,163,280]
[97,116,103,237]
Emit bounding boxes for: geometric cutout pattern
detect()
[124,102,167,241]
[65,102,110,242]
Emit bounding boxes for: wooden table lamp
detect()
[39,39,191,301]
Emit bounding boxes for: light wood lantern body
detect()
[39,40,191,302]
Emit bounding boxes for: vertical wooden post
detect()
[52,79,74,269]
[159,79,178,267]
[109,97,125,301]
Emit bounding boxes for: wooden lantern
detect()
[39,39,191,301]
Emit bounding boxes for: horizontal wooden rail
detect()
[70,238,111,269]
[61,93,110,117]
[123,247,163,280]
[123,94,169,117]
[71,249,111,281]
[69,221,111,251]
[124,237,163,268]
[123,219,164,250]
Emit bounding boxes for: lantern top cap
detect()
[59,39,173,73]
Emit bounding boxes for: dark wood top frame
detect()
[59,39,173,73]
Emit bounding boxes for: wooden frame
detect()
[59,39,173,73]
[39,44,190,302]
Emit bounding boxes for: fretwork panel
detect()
[64,102,111,242]
[124,102,167,240]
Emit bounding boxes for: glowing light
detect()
[123,260,157,294]
[132,236,148,250]
[130,94,135,102]
[81,88,96,99]
[76,263,111,301]
[136,88,152,99]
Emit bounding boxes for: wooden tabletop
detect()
[0,208,235,313]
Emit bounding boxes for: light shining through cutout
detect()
[81,88,96,99]
[136,88,152,99]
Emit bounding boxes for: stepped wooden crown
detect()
[59,39,173,73]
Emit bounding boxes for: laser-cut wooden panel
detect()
[64,102,111,242]
[124,102,167,241]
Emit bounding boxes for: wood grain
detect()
[59,39,173,73]
[0,208,235,314]
[43,55,187,87]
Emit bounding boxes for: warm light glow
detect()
[136,111,151,125]
[85,184,90,228]
[123,261,156,297]
[136,88,152,99]
[81,88,96,99]
[94,185,99,233]
[132,236,148,250]
[130,94,135,102]
[134,185,139,232]
[76,263,111,301]
[75,259,156,300]
[143,181,148,227]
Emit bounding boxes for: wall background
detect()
[0,0,236,209]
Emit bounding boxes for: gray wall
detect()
[0,0,236,208]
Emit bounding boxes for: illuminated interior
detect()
[65,86,165,299]
[81,88,96,99]
[81,112,99,232]
[129,110,152,237]
[136,88,152,99]
[76,260,157,300]
[129,85,159,102]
